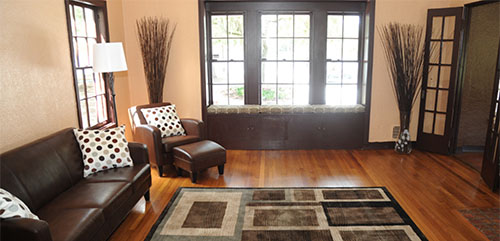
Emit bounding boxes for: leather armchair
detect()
[128,102,205,176]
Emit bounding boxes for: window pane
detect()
[84,8,96,38]
[294,15,310,37]
[344,15,360,38]
[228,39,243,60]
[80,100,89,128]
[278,62,293,83]
[212,39,227,60]
[278,39,293,60]
[326,62,341,83]
[262,39,277,60]
[74,6,86,36]
[328,15,342,37]
[278,15,293,37]
[212,62,227,83]
[228,15,243,37]
[229,85,244,105]
[77,38,89,67]
[341,85,357,105]
[88,97,98,127]
[325,85,341,105]
[84,69,96,97]
[293,85,309,105]
[70,5,76,34]
[97,95,107,123]
[278,85,293,105]
[88,38,96,66]
[213,85,228,105]
[211,15,227,38]
[95,73,105,95]
[261,84,277,105]
[327,39,342,60]
[343,62,358,84]
[343,39,359,61]
[228,62,244,84]
[294,39,309,60]
[294,62,309,84]
[262,15,277,37]
[262,62,277,83]
[77,70,85,99]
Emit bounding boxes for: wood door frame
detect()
[417,7,463,154]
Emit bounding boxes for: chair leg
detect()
[218,165,224,175]
[158,165,163,177]
[190,172,198,184]
[144,190,150,201]
[176,167,183,176]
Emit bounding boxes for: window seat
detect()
[207,105,365,114]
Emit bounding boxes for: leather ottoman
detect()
[172,140,226,183]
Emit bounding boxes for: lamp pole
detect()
[108,72,118,125]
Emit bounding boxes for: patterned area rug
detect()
[145,187,427,241]
[460,208,500,241]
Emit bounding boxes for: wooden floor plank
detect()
[108,149,498,241]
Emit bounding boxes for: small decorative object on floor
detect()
[146,187,428,241]
[379,23,430,154]
[136,16,176,104]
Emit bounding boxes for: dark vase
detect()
[395,111,412,154]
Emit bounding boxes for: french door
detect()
[481,40,500,190]
[417,8,463,154]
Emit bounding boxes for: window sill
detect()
[207,104,365,114]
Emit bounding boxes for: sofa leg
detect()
[190,172,198,184]
[218,165,224,175]
[158,165,163,177]
[144,190,150,202]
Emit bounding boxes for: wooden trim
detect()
[362,0,375,146]
[199,0,208,127]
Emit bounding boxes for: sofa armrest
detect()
[128,142,149,165]
[1,218,52,241]
[134,125,163,167]
[181,119,205,139]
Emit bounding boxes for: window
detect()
[210,14,245,105]
[205,1,369,106]
[326,14,361,105]
[66,1,112,128]
[261,14,310,105]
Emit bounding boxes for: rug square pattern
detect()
[146,187,427,241]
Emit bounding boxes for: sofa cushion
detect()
[0,188,39,220]
[73,126,134,177]
[83,164,150,192]
[42,182,132,219]
[141,105,186,138]
[37,208,105,241]
[162,135,201,152]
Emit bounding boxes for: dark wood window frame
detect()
[64,0,116,129]
[203,1,370,107]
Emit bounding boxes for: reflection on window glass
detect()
[261,13,310,105]
[326,14,360,106]
[210,14,245,105]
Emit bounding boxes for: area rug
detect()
[145,187,427,241]
[459,208,500,241]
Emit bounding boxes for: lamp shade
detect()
[93,42,128,73]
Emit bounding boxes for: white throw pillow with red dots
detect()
[73,126,133,178]
[0,188,39,220]
[140,105,186,138]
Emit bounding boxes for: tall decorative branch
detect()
[136,17,177,104]
[379,23,429,154]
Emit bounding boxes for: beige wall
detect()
[0,0,79,153]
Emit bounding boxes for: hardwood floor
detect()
[108,149,499,241]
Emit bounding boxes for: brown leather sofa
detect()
[128,102,204,176]
[0,128,151,241]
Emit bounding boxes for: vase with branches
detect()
[379,23,429,154]
[136,16,176,104]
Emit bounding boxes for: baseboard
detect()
[363,141,417,150]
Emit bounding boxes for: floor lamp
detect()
[93,42,128,125]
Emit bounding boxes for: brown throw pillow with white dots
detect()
[0,188,39,220]
[140,105,186,138]
[73,126,133,178]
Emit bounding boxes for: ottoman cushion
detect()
[173,140,226,173]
